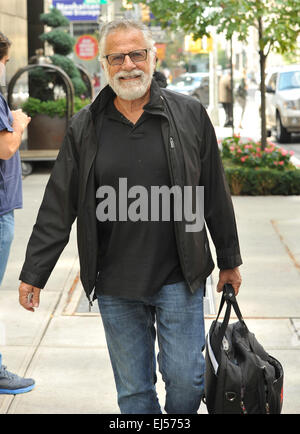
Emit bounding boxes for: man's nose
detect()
[121,54,136,70]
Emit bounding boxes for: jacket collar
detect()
[89,77,165,120]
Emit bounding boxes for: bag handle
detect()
[216,284,244,323]
[212,284,247,349]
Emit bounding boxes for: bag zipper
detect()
[262,365,271,414]
[240,386,248,414]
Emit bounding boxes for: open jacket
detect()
[19,79,242,304]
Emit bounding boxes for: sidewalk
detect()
[0,156,300,414]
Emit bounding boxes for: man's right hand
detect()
[11,109,31,133]
[19,282,41,312]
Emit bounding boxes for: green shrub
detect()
[220,135,300,195]
[49,55,87,95]
[223,161,300,195]
[40,30,75,56]
[40,8,69,28]
[50,54,78,78]
[37,8,87,97]
[22,96,91,118]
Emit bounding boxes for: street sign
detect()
[52,0,102,21]
[85,0,107,4]
[185,35,213,54]
[74,35,99,60]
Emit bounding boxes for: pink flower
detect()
[289,151,295,156]
[241,157,246,162]
[278,161,284,165]
[281,149,288,156]
[230,146,235,151]
[237,149,242,153]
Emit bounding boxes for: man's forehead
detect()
[105,28,146,53]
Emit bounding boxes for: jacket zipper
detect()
[161,94,194,293]
[168,136,193,294]
[81,111,102,307]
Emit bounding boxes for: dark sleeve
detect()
[199,105,242,269]
[19,124,79,288]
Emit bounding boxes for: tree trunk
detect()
[258,18,267,150]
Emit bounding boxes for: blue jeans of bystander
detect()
[0,210,14,286]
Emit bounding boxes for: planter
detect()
[27,114,67,150]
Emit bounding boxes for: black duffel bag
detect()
[204,284,284,414]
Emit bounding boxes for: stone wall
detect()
[0,1,28,83]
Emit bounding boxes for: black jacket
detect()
[19,80,242,303]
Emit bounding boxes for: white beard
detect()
[103,63,154,101]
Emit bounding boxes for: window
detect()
[278,71,300,91]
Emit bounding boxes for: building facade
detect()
[0,1,28,85]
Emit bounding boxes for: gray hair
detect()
[99,19,156,60]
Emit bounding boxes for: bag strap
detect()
[212,284,247,350]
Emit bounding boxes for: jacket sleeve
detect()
[19,123,79,288]
[199,105,242,270]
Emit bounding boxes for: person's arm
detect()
[199,105,242,295]
[0,109,31,159]
[19,123,79,311]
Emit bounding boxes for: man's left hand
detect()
[216,267,242,296]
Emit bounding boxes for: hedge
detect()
[220,136,300,195]
[223,164,300,195]
[22,96,91,118]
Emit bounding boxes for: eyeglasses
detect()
[104,49,149,66]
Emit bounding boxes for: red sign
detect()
[74,35,99,60]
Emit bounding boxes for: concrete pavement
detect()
[0,151,300,414]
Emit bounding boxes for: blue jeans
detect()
[0,211,14,286]
[97,281,205,414]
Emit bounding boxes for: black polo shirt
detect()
[94,96,183,299]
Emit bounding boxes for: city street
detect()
[1,0,300,418]
[1,87,300,415]
[219,90,300,164]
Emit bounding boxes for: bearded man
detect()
[18,20,242,414]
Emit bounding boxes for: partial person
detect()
[18,20,242,413]
[0,31,35,395]
[153,70,167,88]
[219,69,233,127]
[236,69,248,129]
